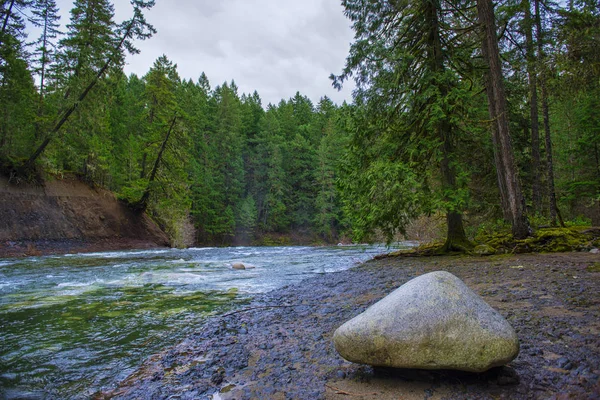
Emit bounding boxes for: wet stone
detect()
[557,357,573,370]
[334,271,520,372]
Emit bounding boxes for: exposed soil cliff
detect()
[0,176,169,257]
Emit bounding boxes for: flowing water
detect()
[0,244,412,399]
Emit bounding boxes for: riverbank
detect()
[0,238,169,258]
[0,175,170,258]
[104,252,600,399]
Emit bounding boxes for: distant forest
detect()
[0,0,598,247]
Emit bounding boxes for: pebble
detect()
[557,357,573,370]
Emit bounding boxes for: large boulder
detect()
[333,271,519,372]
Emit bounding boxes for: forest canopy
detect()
[0,0,598,247]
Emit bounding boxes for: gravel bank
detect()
[104,252,600,400]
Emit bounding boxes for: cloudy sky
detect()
[53,0,356,106]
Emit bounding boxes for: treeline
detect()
[0,0,350,245]
[334,0,599,247]
[0,0,598,248]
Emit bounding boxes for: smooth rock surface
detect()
[333,271,519,372]
[231,262,256,270]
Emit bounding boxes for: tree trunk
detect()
[35,10,50,140]
[485,70,512,221]
[0,0,16,43]
[427,0,471,250]
[535,0,564,227]
[524,0,542,214]
[136,115,178,212]
[477,0,531,239]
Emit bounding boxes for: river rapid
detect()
[0,244,411,399]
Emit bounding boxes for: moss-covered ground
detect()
[380,226,600,258]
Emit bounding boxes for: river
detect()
[0,244,412,399]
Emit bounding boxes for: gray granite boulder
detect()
[333,271,519,372]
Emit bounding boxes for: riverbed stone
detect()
[333,271,519,373]
[232,262,256,270]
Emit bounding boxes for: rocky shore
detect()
[104,252,600,400]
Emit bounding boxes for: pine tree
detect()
[313,97,346,241]
[24,0,156,169]
[31,0,61,100]
[0,0,36,163]
[333,0,474,249]
[1,0,31,48]
[135,55,181,207]
[551,0,600,224]
[254,106,288,232]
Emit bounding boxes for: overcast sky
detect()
[53,0,356,107]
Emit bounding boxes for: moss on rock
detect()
[476,226,599,255]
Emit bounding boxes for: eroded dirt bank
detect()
[0,176,169,257]
[105,252,600,400]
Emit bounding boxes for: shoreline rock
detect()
[333,271,519,372]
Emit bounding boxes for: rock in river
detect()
[333,271,519,373]
[232,262,256,270]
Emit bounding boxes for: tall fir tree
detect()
[31,0,61,100]
[333,0,475,249]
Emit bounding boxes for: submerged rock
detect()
[333,271,519,372]
[232,262,246,270]
[231,262,256,270]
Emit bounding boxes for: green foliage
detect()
[237,195,258,238]
[1,0,597,248]
[549,1,600,223]
[332,0,481,245]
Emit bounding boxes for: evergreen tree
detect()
[0,0,36,164]
[0,0,31,48]
[25,0,156,169]
[313,97,347,241]
[551,0,600,224]
[333,0,474,249]
[254,106,288,232]
[31,0,61,100]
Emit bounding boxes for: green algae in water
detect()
[0,278,248,399]
[0,243,397,399]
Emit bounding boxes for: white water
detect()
[0,243,413,399]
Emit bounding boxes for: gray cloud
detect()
[55,0,355,106]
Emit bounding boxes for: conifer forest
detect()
[0,0,598,247]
